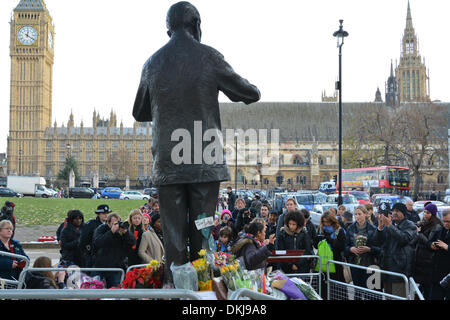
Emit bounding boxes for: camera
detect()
[378,202,391,217]
[117,221,126,229]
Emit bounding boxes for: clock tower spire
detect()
[8,0,54,176]
[395,1,430,103]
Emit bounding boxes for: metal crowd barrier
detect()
[408,277,425,300]
[326,260,410,300]
[17,267,126,289]
[0,250,31,289]
[229,288,278,300]
[126,263,151,274]
[0,288,202,300]
[267,255,322,297]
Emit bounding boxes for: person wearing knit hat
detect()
[142,213,151,231]
[424,203,438,216]
[374,200,417,297]
[221,209,232,221]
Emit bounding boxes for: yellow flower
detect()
[199,249,206,257]
[149,260,160,267]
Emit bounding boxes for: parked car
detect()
[372,195,413,214]
[101,187,123,199]
[414,200,449,220]
[143,187,158,199]
[120,191,149,200]
[68,187,95,199]
[444,195,450,205]
[325,194,360,213]
[289,191,327,211]
[0,187,22,198]
[341,190,371,205]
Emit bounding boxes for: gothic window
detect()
[46,141,52,148]
[126,141,132,149]
[46,152,52,161]
[86,152,92,161]
[99,141,105,149]
[138,152,145,162]
[59,141,65,149]
[86,141,92,149]
[59,152,65,161]
[99,152,105,161]
[437,174,445,184]
[293,155,302,165]
[112,141,118,149]
[319,156,325,165]
[138,166,145,177]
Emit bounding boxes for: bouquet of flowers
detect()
[192,249,212,291]
[114,260,164,289]
[220,260,241,291]
[213,251,235,268]
[80,278,104,289]
[354,235,368,265]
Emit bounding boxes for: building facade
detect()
[5,1,449,192]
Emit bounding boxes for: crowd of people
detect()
[0,198,163,289]
[0,189,449,300]
[212,187,450,300]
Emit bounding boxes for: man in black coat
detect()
[132,1,260,283]
[79,204,111,268]
[227,186,237,212]
[92,213,135,288]
[373,203,417,298]
[405,200,420,224]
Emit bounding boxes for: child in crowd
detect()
[213,226,233,254]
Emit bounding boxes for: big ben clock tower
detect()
[8,0,54,176]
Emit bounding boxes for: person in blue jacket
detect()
[0,220,28,281]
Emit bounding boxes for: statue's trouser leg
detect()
[158,181,220,284]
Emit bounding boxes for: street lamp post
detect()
[333,20,348,206]
[235,131,238,192]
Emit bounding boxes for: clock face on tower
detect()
[18,26,38,45]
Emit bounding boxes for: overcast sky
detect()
[0,0,449,153]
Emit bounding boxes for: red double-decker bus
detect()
[338,166,410,195]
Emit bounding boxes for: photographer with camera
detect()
[92,213,136,288]
[427,211,450,300]
[234,207,257,236]
[373,202,417,298]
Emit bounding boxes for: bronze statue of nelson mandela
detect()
[132,1,260,284]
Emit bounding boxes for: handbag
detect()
[315,239,335,273]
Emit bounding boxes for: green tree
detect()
[57,156,80,183]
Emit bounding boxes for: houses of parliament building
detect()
[5,0,450,191]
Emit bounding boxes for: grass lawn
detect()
[4,197,148,226]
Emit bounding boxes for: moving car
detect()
[120,191,149,200]
[101,187,123,199]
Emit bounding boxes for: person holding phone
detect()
[427,211,450,300]
[373,202,417,298]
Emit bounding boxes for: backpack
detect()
[315,239,335,273]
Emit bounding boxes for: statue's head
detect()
[166,1,201,42]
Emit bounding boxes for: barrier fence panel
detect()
[267,255,322,297]
[0,251,31,289]
[0,288,202,300]
[326,260,409,300]
[17,267,126,289]
[229,288,279,300]
[408,277,425,300]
